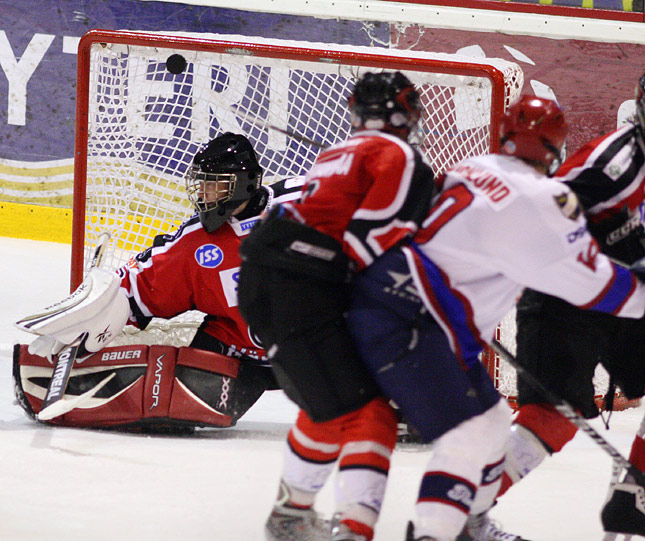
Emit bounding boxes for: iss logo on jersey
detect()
[195,244,224,268]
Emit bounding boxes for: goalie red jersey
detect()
[14,176,303,430]
[120,177,303,363]
[283,130,435,270]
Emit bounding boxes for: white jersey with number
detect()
[405,153,645,366]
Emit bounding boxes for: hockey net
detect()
[73,29,543,404]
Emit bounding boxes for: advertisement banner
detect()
[392,26,644,155]
[1,0,643,211]
[0,0,386,208]
[489,0,642,11]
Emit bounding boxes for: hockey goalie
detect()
[13,133,303,432]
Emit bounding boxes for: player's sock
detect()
[499,404,576,497]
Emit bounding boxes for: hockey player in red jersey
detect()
[14,133,303,431]
[498,73,645,539]
[237,71,436,541]
[344,95,645,541]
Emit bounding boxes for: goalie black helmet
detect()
[348,71,421,139]
[186,133,263,232]
[636,73,645,134]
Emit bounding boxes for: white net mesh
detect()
[76,31,528,387]
[79,32,523,275]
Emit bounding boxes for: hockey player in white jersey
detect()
[499,72,645,540]
[345,95,645,541]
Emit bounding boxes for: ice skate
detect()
[404,521,439,541]
[331,521,368,541]
[601,474,645,539]
[264,504,330,541]
[456,511,530,541]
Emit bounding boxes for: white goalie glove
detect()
[15,267,131,360]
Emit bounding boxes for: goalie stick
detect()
[491,339,645,489]
[36,233,111,422]
[229,106,325,150]
[37,371,116,421]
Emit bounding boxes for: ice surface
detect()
[0,237,641,540]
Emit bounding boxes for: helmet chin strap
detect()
[544,142,564,177]
[233,187,268,221]
[635,120,645,149]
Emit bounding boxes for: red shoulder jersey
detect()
[283,130,435,270]
[118,179,303,362]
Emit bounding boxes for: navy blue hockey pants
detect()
[346,249,501,443]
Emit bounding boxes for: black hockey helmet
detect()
[636,72,645,134]
[186,133,263,232]
[348,71,421,139]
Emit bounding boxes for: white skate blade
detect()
[602,534,633,541]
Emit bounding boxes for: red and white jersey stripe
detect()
[284,130,435,270]
[118,178,303,362]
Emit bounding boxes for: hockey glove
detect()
[27,336,67,361]
[15,267,130,359]
[586,207,645,265]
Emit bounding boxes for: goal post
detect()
[72,28,527,396]
[72,29,523,287]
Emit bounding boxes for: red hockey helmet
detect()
[500,96,568,173]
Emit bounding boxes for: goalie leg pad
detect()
[13,344,264,429]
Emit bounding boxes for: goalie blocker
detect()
[13,344,273,431]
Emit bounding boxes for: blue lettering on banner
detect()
[0,1,383,163]
[195,244,224,268]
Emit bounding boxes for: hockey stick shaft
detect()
[37,233,111,421]
[491,339,645,487]
[38,334,87,414]
[264,123,325,149]
[232,109,326,149]
[88,232,110,269]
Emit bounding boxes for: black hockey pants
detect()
[237,206,380,422]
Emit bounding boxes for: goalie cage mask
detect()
[186,133,263,233]
[500,95,568,176]
[348,71,421,140]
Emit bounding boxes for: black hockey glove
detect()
[630,256,645,283]
[586,207,645,265]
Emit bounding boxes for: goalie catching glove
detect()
[14,267,130,359]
